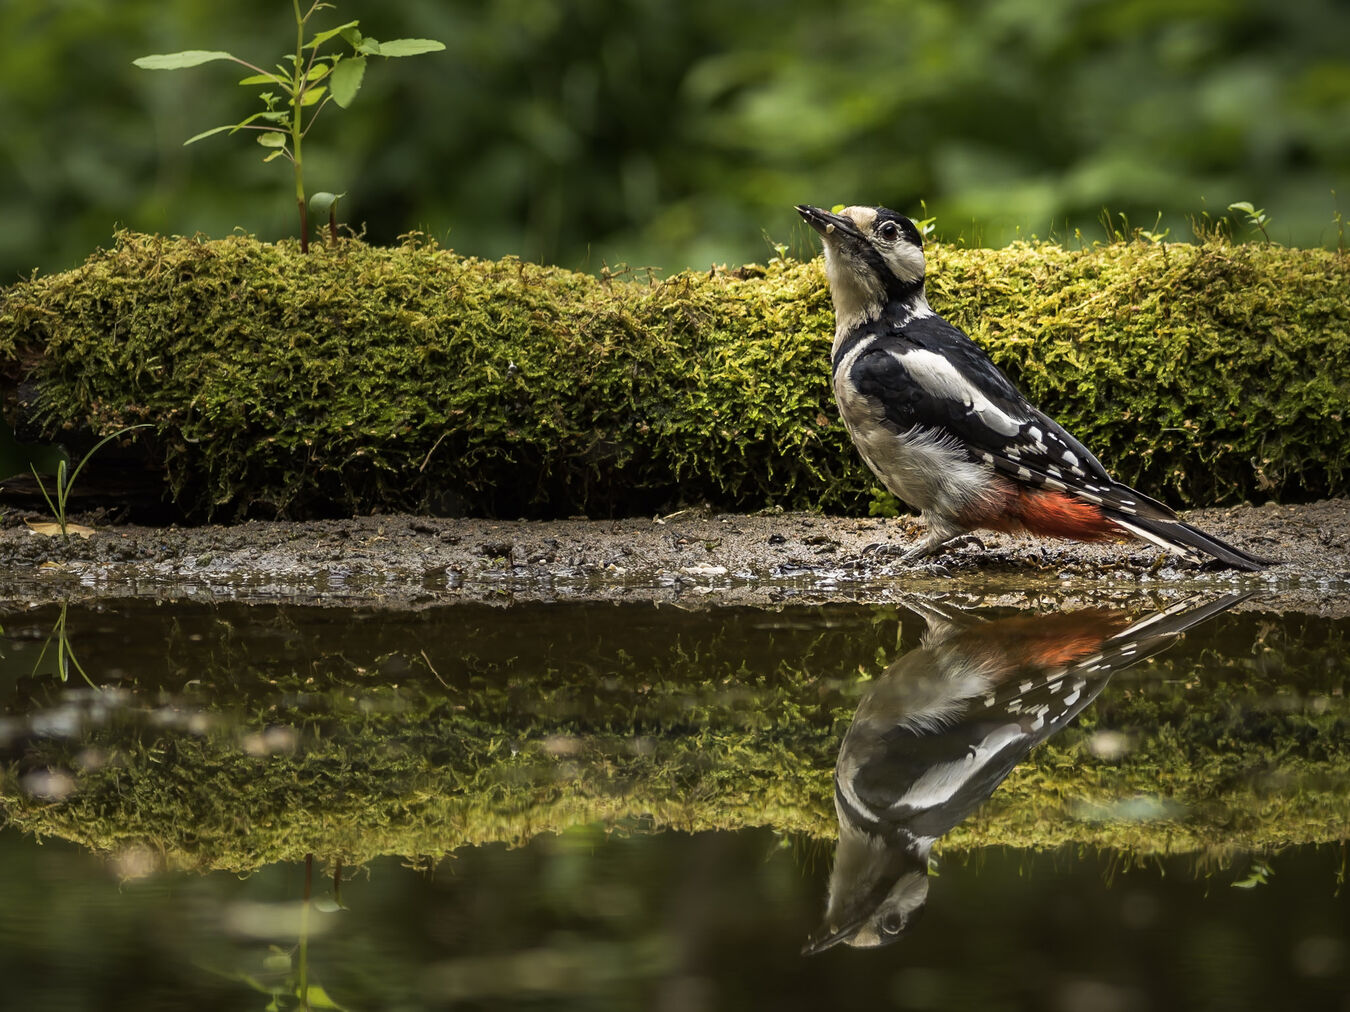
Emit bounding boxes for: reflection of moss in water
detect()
[1,677,843,873]
[1,232,1346,519]
[2,614,1346,874]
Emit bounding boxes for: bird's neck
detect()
[885,287,933,325]
[831,286,932,358]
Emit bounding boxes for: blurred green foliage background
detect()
[3,0,1348,283]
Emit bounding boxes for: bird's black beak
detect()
[801,917,863,956]
[795,204,860,240]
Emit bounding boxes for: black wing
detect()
[842,314,1175,520]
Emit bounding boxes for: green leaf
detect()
[305,63,331,83]
[183,124,237,146]
[356,38,382,56]
[261,952,292,973]
[1228,201,1257,215]
[302,984,345,1010]
[232,108,289,130]
[372,38,446,57]
[134,50,236,70]
[297,85,327,107]
[307,20,361,49]
[1232,861,1273,888]
[329,56,366,108]
[308,191,346,218]
[257,132,288,148]
[238,72,283,86]
[261,149,288,163]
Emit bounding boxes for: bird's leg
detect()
[897,532,957,564]
[892,513,979,564]
[864,518,985,565]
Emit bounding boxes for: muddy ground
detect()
[1,499,1347,615]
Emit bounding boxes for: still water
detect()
[1,594,1347,1010]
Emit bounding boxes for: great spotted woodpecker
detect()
[802,592,1248,954]
[795,204,1271,570]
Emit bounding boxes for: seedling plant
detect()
[29,424,150,543]
[135,2,444,251]
[1228,201,1272,242]
[32,601,97,690]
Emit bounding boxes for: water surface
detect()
[1,594,1346,1009]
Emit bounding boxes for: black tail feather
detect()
[1114,591,1255,644]
[1109,512,1275,571]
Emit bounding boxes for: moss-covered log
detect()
[1,231,1346,519]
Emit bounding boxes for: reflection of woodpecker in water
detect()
[803,593,1248,954]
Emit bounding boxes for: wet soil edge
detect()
[1,499,1348,615]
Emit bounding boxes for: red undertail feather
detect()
[965,487,1125,542]
[967,610,1134,670]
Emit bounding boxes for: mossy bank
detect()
[1,232,1346,520]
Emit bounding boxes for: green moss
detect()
[0,231,1346,519]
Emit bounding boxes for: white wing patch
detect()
[897,348,1023,437]
[1010,419,1092,481]
[833,338,996,517]
[894,723,1024,809]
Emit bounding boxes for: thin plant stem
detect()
[292,0,309,251]
[300,853,313,1007]
[301,96,332,138]
[33,602,98,690]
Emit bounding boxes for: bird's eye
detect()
[878,221,901,242]
[880,913,904,935]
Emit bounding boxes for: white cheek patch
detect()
[898,349,1023,437]
[882,242,926,284]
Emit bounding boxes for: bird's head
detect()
[803,857,930,955]
[796,204,927,331]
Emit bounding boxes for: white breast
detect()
[833,337,992,518]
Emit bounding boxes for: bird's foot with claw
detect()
[943,535,987,554]
[861,541,908,557]
[862,535,980,571]
[858,541,946,573]
[896,535,984,567]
